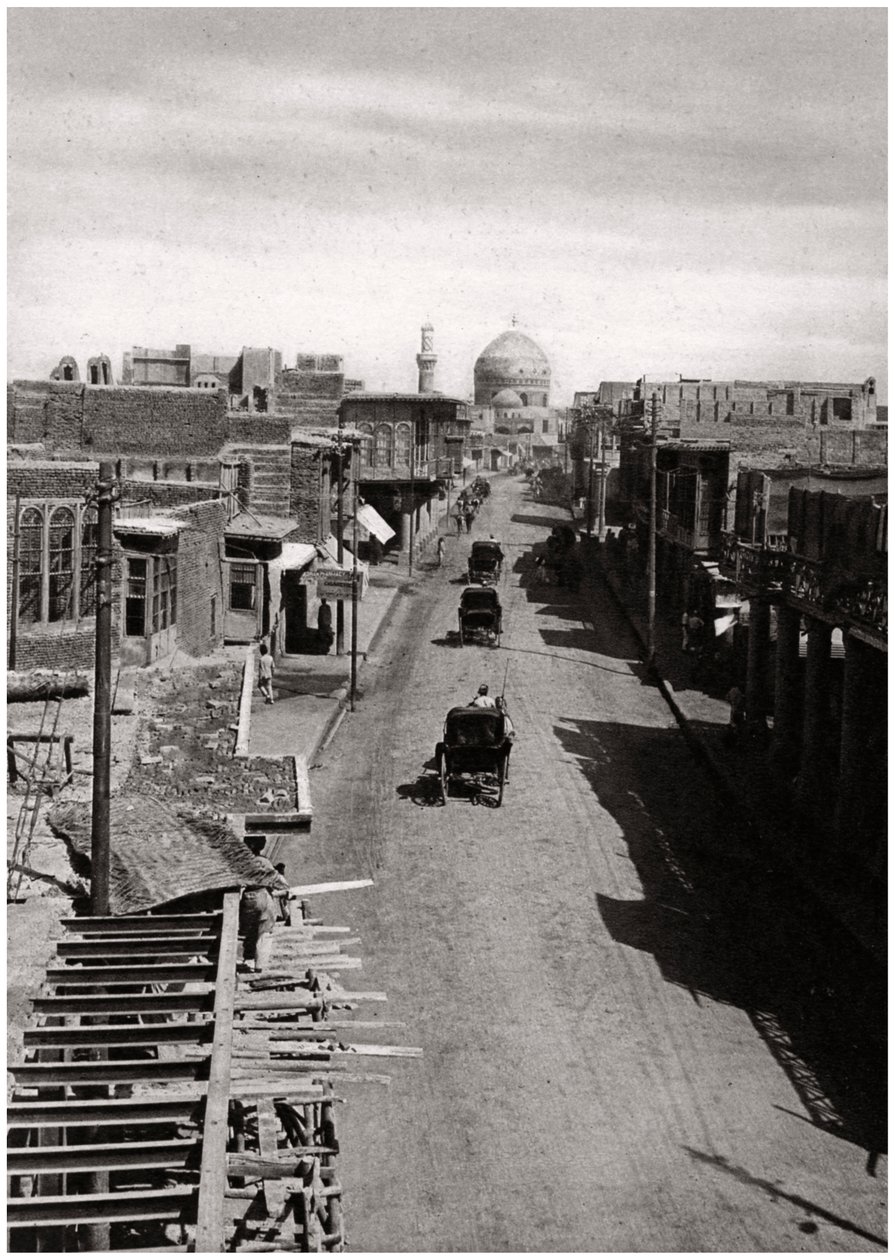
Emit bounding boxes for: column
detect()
[795,617,832,812]
[835,635,881,852]
[771,604,802,772]
[745,597,771,722]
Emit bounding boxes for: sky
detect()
[7,7,888,403]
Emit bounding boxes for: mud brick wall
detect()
[278,368,344,400]
[8,381,229,456]
[290,443,331,543]
[171,500,227,657]
[225,414,294,446]
[121,480,221,509]
[8,463,98,501]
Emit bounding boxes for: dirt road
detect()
[297,475,886,1252]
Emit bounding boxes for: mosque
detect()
[469,324,566,452]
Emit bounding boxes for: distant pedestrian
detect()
[723,686,746,747]
[455,511,464,537]
[686,609,705,656]
[464,507,475,533]
[681,610,691,652]
[317,598,334,655]
[258,642,275,704]
[370,535,383,566]
[436,536,446,567]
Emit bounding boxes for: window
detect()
[358,424,374,464]
[126,558,147,636]
[19,508,43,624]
[230,562,257,611]
[542,419,549,433]
[79,508,98,617]
[153,556,177,630]
[374,424,392,466]
[48,508,75,622]
[394,423,411,465]
[832,397,852,421]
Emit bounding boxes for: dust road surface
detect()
[297,476,886,1253]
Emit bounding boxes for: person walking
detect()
[436,536,446,567]
[464,506,475,533]
[455,510,464,537]
[258,641,275,704]
[240,884,279,973]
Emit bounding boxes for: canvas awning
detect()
[354,503,395,544]
[268,543,317,573]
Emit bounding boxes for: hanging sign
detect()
[316,568,362,600]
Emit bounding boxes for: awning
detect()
[354,503,395,544]
[113,516,182,537]
[268,543,317,573]
[225,512,298,542]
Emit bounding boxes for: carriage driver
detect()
[469,684,497,709]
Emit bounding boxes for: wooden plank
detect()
[194,891,240,1253]
[24,1019,212,1049]
[61,913,220,930]
[45,962,216,984]
[32,991,216,1016]
[56,937,217,958]
[286,879,373,896]
[8,1058,205,1086]
[7,1095,203,1128]
[7,1138,200,1175]
[6,1187,195,1227]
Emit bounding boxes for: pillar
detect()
[745,597,771,722]
[771,604,802,772]
[795,618,832,813]
[400,511,412,553]
[836,635,884,855]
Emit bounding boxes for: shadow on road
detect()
[683,1148,887,1249]
[554,713,887,1165]
[395,775,443,808]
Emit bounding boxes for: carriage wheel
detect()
[436,747,448,804]
[495,756,506,807]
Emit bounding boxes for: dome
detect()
[473,329,551,407]
[490,388,524,409]
[475,331,550,379]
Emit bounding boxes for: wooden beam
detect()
[32,991,216,1017]
[24,1019,212,1049]
[61,913,220,931]
[6,1187,195,1227]
[56,937,217,958]
[8,1058,206,1086]
[194,891,240,1253]
[287,879,373,896]
[8,1095,203,1128]
[7,1138,200,1175]
[45,962,217,984]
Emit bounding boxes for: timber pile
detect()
[6,887,420,1252]
[222,898,422,1252]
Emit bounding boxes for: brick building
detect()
[337,393,470,557]
[7,378,355,668]
[719,477,887,887]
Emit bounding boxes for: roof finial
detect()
[510,313,519,328]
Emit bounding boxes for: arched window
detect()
[48,507,75,622]
[358,423,374,465]
[79,507,98,617]
[394,423,411,466]
[19,508,43,624]
[374,424,393,466]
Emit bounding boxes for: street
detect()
[295,474,886,1253]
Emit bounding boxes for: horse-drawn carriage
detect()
[458,586,502,646]
[434,704,514,806]
[467,539,503,586]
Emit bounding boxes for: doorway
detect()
[282,572,311,653]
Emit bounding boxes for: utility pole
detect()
[335,417,345,655]
[350,441,360,712]
[91,462,117,916]
[597,418,606,540]
[9,492,21,670]
[408,414,416,577]
[586,414,596,537]
[647,392,659,670]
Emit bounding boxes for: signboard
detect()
[317,568,364,601]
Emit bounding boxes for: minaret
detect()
[416,322,437,394]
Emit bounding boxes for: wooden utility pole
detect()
[350,441,360,712]
[335,417,345,656]
[90,463,116,917]
[9,491,21,670]
[586,414,596,537]
[408,416,416,577]
[647,393,659,669]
